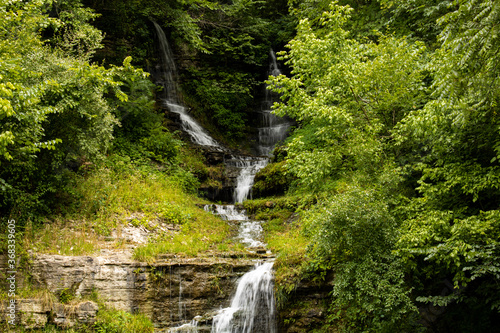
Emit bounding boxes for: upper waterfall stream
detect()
[153,21,222,149]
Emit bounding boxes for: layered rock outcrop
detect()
[0,298,98,329]
[0,253,258,330]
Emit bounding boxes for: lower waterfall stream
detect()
[207,205,277,333]
[166,205,277,333]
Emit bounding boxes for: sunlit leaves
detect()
[0,0,158,224]
[51,0,103,60]
[268,2,426,190]
[303,187,416,329]
[398,209,500,296]
[392,0,500,307]
[269,0,500,327]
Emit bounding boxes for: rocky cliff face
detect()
[0,252,258,330]
[165,108,262,204]
[277,279,332,333]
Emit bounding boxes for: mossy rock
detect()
[252,161,294,198]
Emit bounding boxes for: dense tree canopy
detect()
[267,0,500,330]
[0,0,170,223]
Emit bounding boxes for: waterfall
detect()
[205,205,276,333]
[205,204,266,249]
[179,276,186,322]
[212,262,277,333]
[229,49,294,203]
[168,317,202,333]
[232,157,268,203]
[153,21,221,148]
[153,29,282,329]
[206,51,292,332]
[256,49,292,156]
[153,21,179,102]
[204,204,248,221]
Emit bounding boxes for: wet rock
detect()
[52,301,99,328]
[278,278,333,333]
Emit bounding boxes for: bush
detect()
[94,307,154,333]
[252,161,294,198]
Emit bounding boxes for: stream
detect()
[153,22,290,332]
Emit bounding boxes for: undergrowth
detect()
[0,289,154,332]
[21,154,232,259]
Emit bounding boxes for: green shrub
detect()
[158,202,191,224]
[94,307,154,333]
[252,161,295,198]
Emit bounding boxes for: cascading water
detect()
[154,24,284,331]
[256,49,292,156]
[228,50,293,203]
[229,157,268,203]
[204,205,276,333]
[212,263,276,333]
[153,21,221,148]
[205,205,266,249]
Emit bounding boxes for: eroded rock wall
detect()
[0,253,256,329]
[277,280,332,333]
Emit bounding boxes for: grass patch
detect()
[23,218,100,256]
[21,155,233,259]
[132,200,232,260]
[269,222,309,309]
[94,307,154,333]
[0,289,154,332]
[242,194,315,215]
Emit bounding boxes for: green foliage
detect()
[178,0,295,144]
[242,194,313,215]
[84,0,213,65]
[58,288,75,304]
[300,187,416,330]
[184,69,251,141]
[84,0,295,145]
[50,0,104,60]
[252,160,294,197]
[380,0,453,45]
[0,1,167,226]
[327,254,417,332]
[268,1,427,191]
[270,0,500,329]
[303,188,395,266]
[94,307,154,333]
[158,202,192,224]
[2,0,499,329]
[389,0,500,317]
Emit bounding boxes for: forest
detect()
[1,0,499,332]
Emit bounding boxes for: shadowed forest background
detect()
[1,0,500,331]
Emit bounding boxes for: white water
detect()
[233,158,268,203]
[212,262,276,333]
[154,24,279,330]
[168,316,202,333]
[206,52,289,332]
[201,204,277,333]
[165,101,221,147]
[257,49,292,156]
[205,204,266,249]
[154,22,221,148]
[204,204,248,221]
[205,204,276,333]
[179,276,186,322]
